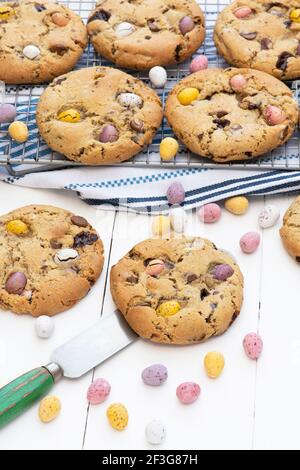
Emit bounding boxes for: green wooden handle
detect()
[0,367,54,428]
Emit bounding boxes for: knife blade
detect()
[0,311,138,428]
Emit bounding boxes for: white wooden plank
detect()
[0,183,115,450]
[84,200,264,450]
[253,193,300,450]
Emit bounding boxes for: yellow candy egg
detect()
[0,5,15,20]
[152,215,171,236]
[106,403,128,431]
[177,87,200,105]
[290,9,300,22]
[204,351,225,379]
[57,109,81,123]
[156,300,181,317]
[224,196,249,215]
[8,121,29,143]
[160,137,179,161]
[38,395,61,423]
[6,219,28,235]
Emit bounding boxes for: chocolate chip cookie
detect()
[165,67,298,162]
[0,205,104,316]
[0,0,87,84]
[280,196,300,261]
[36,66,163,164]
[214,0,300,80]
[110,237,244,345]
[87,0,205,70]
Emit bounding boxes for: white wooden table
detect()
[0,181,298,450]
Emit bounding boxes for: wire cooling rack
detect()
[1,0,300,175]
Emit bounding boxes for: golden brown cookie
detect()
[165,67,298,162]
[0,0,87,84]
[0,205,104,316]
[214,0,300,80]
[110,237,244,345]
[36,66,163,165]
[87,0,205,70]
[280,196,300,260]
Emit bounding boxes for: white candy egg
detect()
[258,204,280,228]
[35,315,55,339]
[54,248,79,266]
[115,22,135,38]
[170,205,187,233]
[145,419,166,445]
[118,92,142,108]
[149,66,167,88]
[23,45,40,60]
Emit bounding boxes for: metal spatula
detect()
[0,312,138,428]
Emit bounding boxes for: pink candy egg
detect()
[189,55,208,73]
[176,382,201,404]
[198,203,221,223]
[243,333,263,360]
[233,7,252,19]
[230,74,247,91]
[263,105,285,125]
[240,231,261,254]
[87,378,111,405]
[145,259,165,276]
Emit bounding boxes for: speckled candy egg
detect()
[8,121,29,143]
[233,7,252,19]
[87,378,111,405]
[156,300,181,317]
[176,382,200,404]
[198,203,221,223]
[0,104,16,123]
[39,395,61,423]
[54,248,79,266]
[6,219,28,235]
[149,66,167,88]
[189,55,208,73]
[263,105,285,126]
[106,403,128,431]
[160,137,179,160]
[35,315,55,339]
[240,231,260,254]
[57,109,81,123]
[204,351,225,378]
[142,364,168,386]
[212,263,234,281]
[230,74,247,92]
[179,16,195,35]
[177,87,199,105]
[115,22,135,37]
[166,181,185,205]
[258,205,280,228]
[170,205,187,233]
[23,45,40,60]
[145,419,166,445]
[225,196,249,215]
[243,333,263,360]
[5,272,27,295]
[145,259,165,276]
[117,92,142,108]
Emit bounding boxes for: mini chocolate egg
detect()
[5,272,27,295]
[145,259,165,276]
[160,137,179,160]
[149,66,167,88]
[0,5,15,20]
[204,351,225,378]
[166,181,185,205]
[240,231,260,254]
[142,364,168,386]
[156,300,180,317]
[8,121,29,143]
[258,205,279,228]
[23,45,40,60]
[87,378,111,405]
[51,12,70,26]
[225,196,249,215]
[152,215,171,236]
[106,403,128,431]
[39,395,61,423]
[189,55,208,73]
[243,332,263,360]
[57,109,81,123]
[198,203,221,223]
[233,7,252,19]
[99,124,119,143]
[177,87,199,105]
[118,92,142,108]
[0,104,16,123]
[145,419,166,445]
[230,74,247,91]
[6,219,28,235]
[35,315,55,339]
[170,205,187,233]
[179,16,195,35]
[54,248,79,266]
[176,382,200,404]
[290,8,300,22]
[115,22,135,37]
[212,264,234,281]
[263,105,285,126]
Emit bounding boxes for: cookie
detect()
[110,237,243,345]
[0,205,104,316]
[87,0,205,70]
[165,67,298,162]
[280,196,300,260]
[214,0,300,80]
[36,66,163,164]
[0,0,87,84]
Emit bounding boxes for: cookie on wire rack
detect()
[165,67,298,162]
[87,0,205,70]
[0,0,87,84]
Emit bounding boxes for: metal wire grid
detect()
[1,0,300,175]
